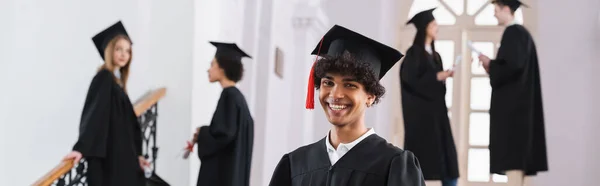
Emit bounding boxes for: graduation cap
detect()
[492,0,529,12]
[210,41,252,61]
[92,21,131,60]
[406,8,436,30]
[305,25,403,109]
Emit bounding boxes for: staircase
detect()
[32,88,168,186]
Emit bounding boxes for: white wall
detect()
[532,0,600,185]
[250,0,277,184]
[0,1,14,184]
[0,0,193,185]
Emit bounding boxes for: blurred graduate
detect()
[477,0,548,185]
[190,42,254,186]
[63,21,149,186]
[400,8,459,186]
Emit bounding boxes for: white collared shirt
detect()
[425,45,433,54]
[507,18,519,27]
[114,69,121,79]
[325,128,376,165]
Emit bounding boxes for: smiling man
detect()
[268,25,425,186]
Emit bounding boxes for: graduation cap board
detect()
[210,41,252,61]
[492,0,529,12]
[92,21,131,60]
[305,24,404,109]
[406,8,436,30]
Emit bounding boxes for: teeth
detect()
[329,104,347,110]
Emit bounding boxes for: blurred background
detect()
[1,0,599,185]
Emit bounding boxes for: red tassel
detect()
[306,37,324,110]
[305,62,316,109]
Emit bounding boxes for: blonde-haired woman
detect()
[63,21,148,186]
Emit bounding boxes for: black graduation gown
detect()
[196,86,254,186]
[72,69,144,186]
[399,46,459,180]
[268,134,426,186]
[488,24,548,175]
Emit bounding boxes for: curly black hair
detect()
[215,56,244,82]
[313,53,386,105]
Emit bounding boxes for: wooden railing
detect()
[32,87,167,186]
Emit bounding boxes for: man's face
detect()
[493,4,511,25]
[318,73,375,127]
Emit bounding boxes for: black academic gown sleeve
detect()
[72,70,112,158]
[197,90,239,159]
[134,117,143,157]
[269,154,292,186]
[400,47,444,101]
[489,26,529,87]
[196,87,253,186]
[387,151,426,186]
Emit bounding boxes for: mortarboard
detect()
[492,0,529,12]
[406,8,436,30]
[209,41,252,61]
[305,25,404,109]
[92,21,131,60]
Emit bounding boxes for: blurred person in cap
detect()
[401,8,459,186]
[478,1,548,185]
[189,42,254,186]
[63,21,148,186]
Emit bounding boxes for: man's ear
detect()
[367,94,376,105]
[502,5,512,13]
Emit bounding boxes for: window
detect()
[408,0,457,25]
[467,0,488,15]
[434,40,455,108]
[469,113,489,146]
[443,0,464,15]
[446,78,454,107]
[470,77,491,110]
[468,148,490,182]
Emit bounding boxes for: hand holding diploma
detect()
[478,55,491,73]
[437,70,454,81]
[438,55,460,81]
[467,41,482,55]
[451,55,461,71]
[468,40,491,73]
[139,156,151,171]
[183,127,201,159]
